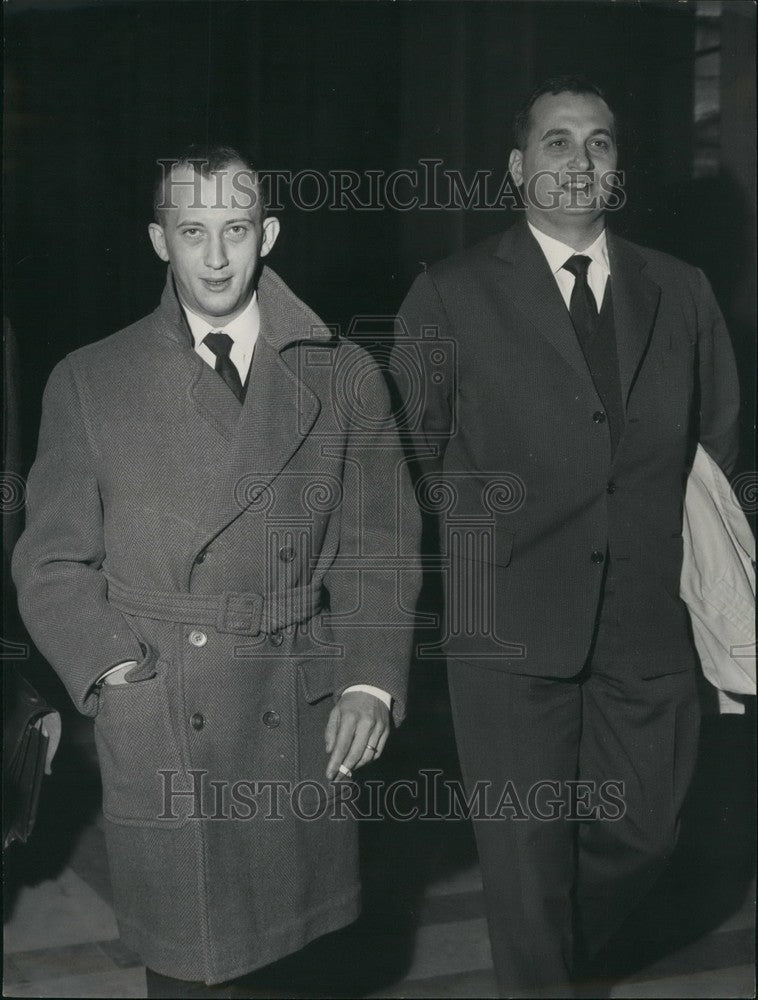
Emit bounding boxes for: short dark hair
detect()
[152,143,265,223]
[512,75,616,149]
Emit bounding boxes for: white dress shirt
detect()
[99,292,391,708]
[528,222,610,312]
[184,293,259,384]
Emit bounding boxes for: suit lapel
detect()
[493,221,597,397]
[607,232,661,406]
[494,223,662,410]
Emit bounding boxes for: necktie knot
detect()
[562,254,592,279]
[203,331,234,361]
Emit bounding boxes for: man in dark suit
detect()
[396,77,740,997]
[13,145,420,998]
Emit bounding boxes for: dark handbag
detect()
[2,668,55,849]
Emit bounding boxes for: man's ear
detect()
[148,222,170,262]
[260,216,280,258]
[508,149,523,187]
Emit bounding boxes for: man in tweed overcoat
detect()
[13,146,421,996]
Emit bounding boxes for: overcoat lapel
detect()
[493,221,597,398]
[607,233,661,406]
[188,362,242,443]
[189,268,322,554]
[151,270,241,442]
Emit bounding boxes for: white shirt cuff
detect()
[97,660,137,684]
[342,684,392,709]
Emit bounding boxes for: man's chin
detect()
[557,191,606,214]
[527,194,605,217]
[536,204,605,227]
[195,294,242,322]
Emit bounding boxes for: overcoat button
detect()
[262,711,281,728]
[269,632,284,647]
[189,630,207,647]
[592,411,606,424]
[278,546,296,563]
[591,550,605,564]
[606,482,617,494]
[190,713,205,730]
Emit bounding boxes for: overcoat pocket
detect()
[296,658,337,808]
[94,667,185,827]
[298,657,335,704]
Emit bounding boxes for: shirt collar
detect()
[527,222,610,277]
[182,291,260,349]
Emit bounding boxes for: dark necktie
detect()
[563,253,623,454]
[562,254,598,353]
[203,332,245,403]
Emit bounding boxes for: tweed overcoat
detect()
[13,267,421,983]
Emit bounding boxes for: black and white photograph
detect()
[3,1,755,997]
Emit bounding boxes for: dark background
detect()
[3,4,756,991]
[4,0,756,471]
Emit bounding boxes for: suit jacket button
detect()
[278,546,296,563]
[262,711,281,728]
[606,482,617,494]
[189,630,207,647]
[269,632,284,646]
[190,712,205,730]
[591,549,605,564]
[195,551,206,564]
[593,411,606,423]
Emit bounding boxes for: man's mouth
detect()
[562,179,594,192]
[202,277,232,291]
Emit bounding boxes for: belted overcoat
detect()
[13,267,421,983]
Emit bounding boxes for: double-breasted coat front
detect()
[13,267,421,983]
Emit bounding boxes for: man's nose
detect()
[204,235,229,270]
[568,146,593,172]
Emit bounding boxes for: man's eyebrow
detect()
[540,126,615,140]
[177,217,253,226]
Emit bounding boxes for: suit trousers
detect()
[447,581,700,998]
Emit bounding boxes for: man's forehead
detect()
[531,91,614,129]
[161,161,261,216]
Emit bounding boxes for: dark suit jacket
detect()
[397,220,740,678]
